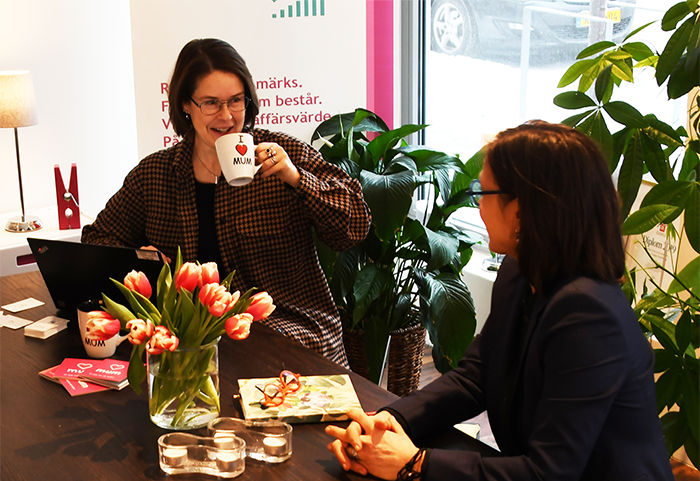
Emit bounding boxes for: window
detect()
[418,0,681,239]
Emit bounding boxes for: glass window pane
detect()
[424,0,680,234]
[425,0,678,159]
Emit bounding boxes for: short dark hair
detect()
[486,121,625,293]
[168,38,259,137]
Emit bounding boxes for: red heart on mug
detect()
[235,144,248,156]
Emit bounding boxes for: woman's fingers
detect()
[254,142,301,187]
[326,439,368,475]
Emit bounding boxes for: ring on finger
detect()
[345,445,359,461]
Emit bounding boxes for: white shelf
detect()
[0,206,93,277]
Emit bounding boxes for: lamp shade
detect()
[0,71,38,128]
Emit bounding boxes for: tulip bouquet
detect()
[98,249,275,429]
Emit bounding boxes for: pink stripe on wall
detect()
[366,0,394,129]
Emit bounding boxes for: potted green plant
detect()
[553,1,699,468]
[311,108,482,391]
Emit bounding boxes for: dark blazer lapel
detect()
[499,288,547,452]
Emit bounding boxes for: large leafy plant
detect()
[553,0,699,467]
[312,108,482,383]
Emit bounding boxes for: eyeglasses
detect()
[257,370,301,408]
[467,179,504,206]
[190,95,250,115]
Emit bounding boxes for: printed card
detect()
[60,378,110,396]
[38,365,62,384]
[1,297,44,313]
[52,358,98,380]
[0,312,34,329]
[80,360,129,390]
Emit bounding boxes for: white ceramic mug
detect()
[77,300,128,358]
[215,133,261,186]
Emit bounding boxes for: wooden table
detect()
[1,271,495,480]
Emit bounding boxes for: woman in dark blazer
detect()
[326,121,673,481]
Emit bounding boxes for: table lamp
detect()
[0,70,42,233]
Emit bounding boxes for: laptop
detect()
[27,238,164,312]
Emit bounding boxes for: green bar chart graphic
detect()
[272,0,324,18]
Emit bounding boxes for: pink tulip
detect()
[199,283,240,317]
[146,325,179,355]
[85,311,121,340]
[125,318,154,345]
[175,262,201,293]
[124,270,152,298]
[199,262,220,287]
[246,291,276,321]
[225,313,254,340]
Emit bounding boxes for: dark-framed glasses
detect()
[190,95,250,115]
[467,179,504,206]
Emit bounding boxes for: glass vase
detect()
[147,338,220,430]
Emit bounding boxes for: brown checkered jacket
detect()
[82,129,371,367]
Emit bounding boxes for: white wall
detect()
[0,0,138,220]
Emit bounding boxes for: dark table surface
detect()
[1,271,495,480]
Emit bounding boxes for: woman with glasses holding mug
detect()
[82,38,370,367]
[326,121,673,480]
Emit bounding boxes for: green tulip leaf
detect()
[101,294,137,329]
[127,344,147,395]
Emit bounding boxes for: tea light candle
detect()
[216,450,241,471]
[263,436,287,456]
[213,435,236,450]
[162,447,188,467]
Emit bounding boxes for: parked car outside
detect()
[431,0,637,57]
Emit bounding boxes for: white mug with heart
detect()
[77,300,128,358]
[215,132,261,186]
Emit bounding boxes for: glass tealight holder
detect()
[157,432,245,478]
[208,417,293,463]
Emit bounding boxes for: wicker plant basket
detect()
[386,321,426,397]
[343,315,426,397]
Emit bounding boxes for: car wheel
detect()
[431,0,477,56]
